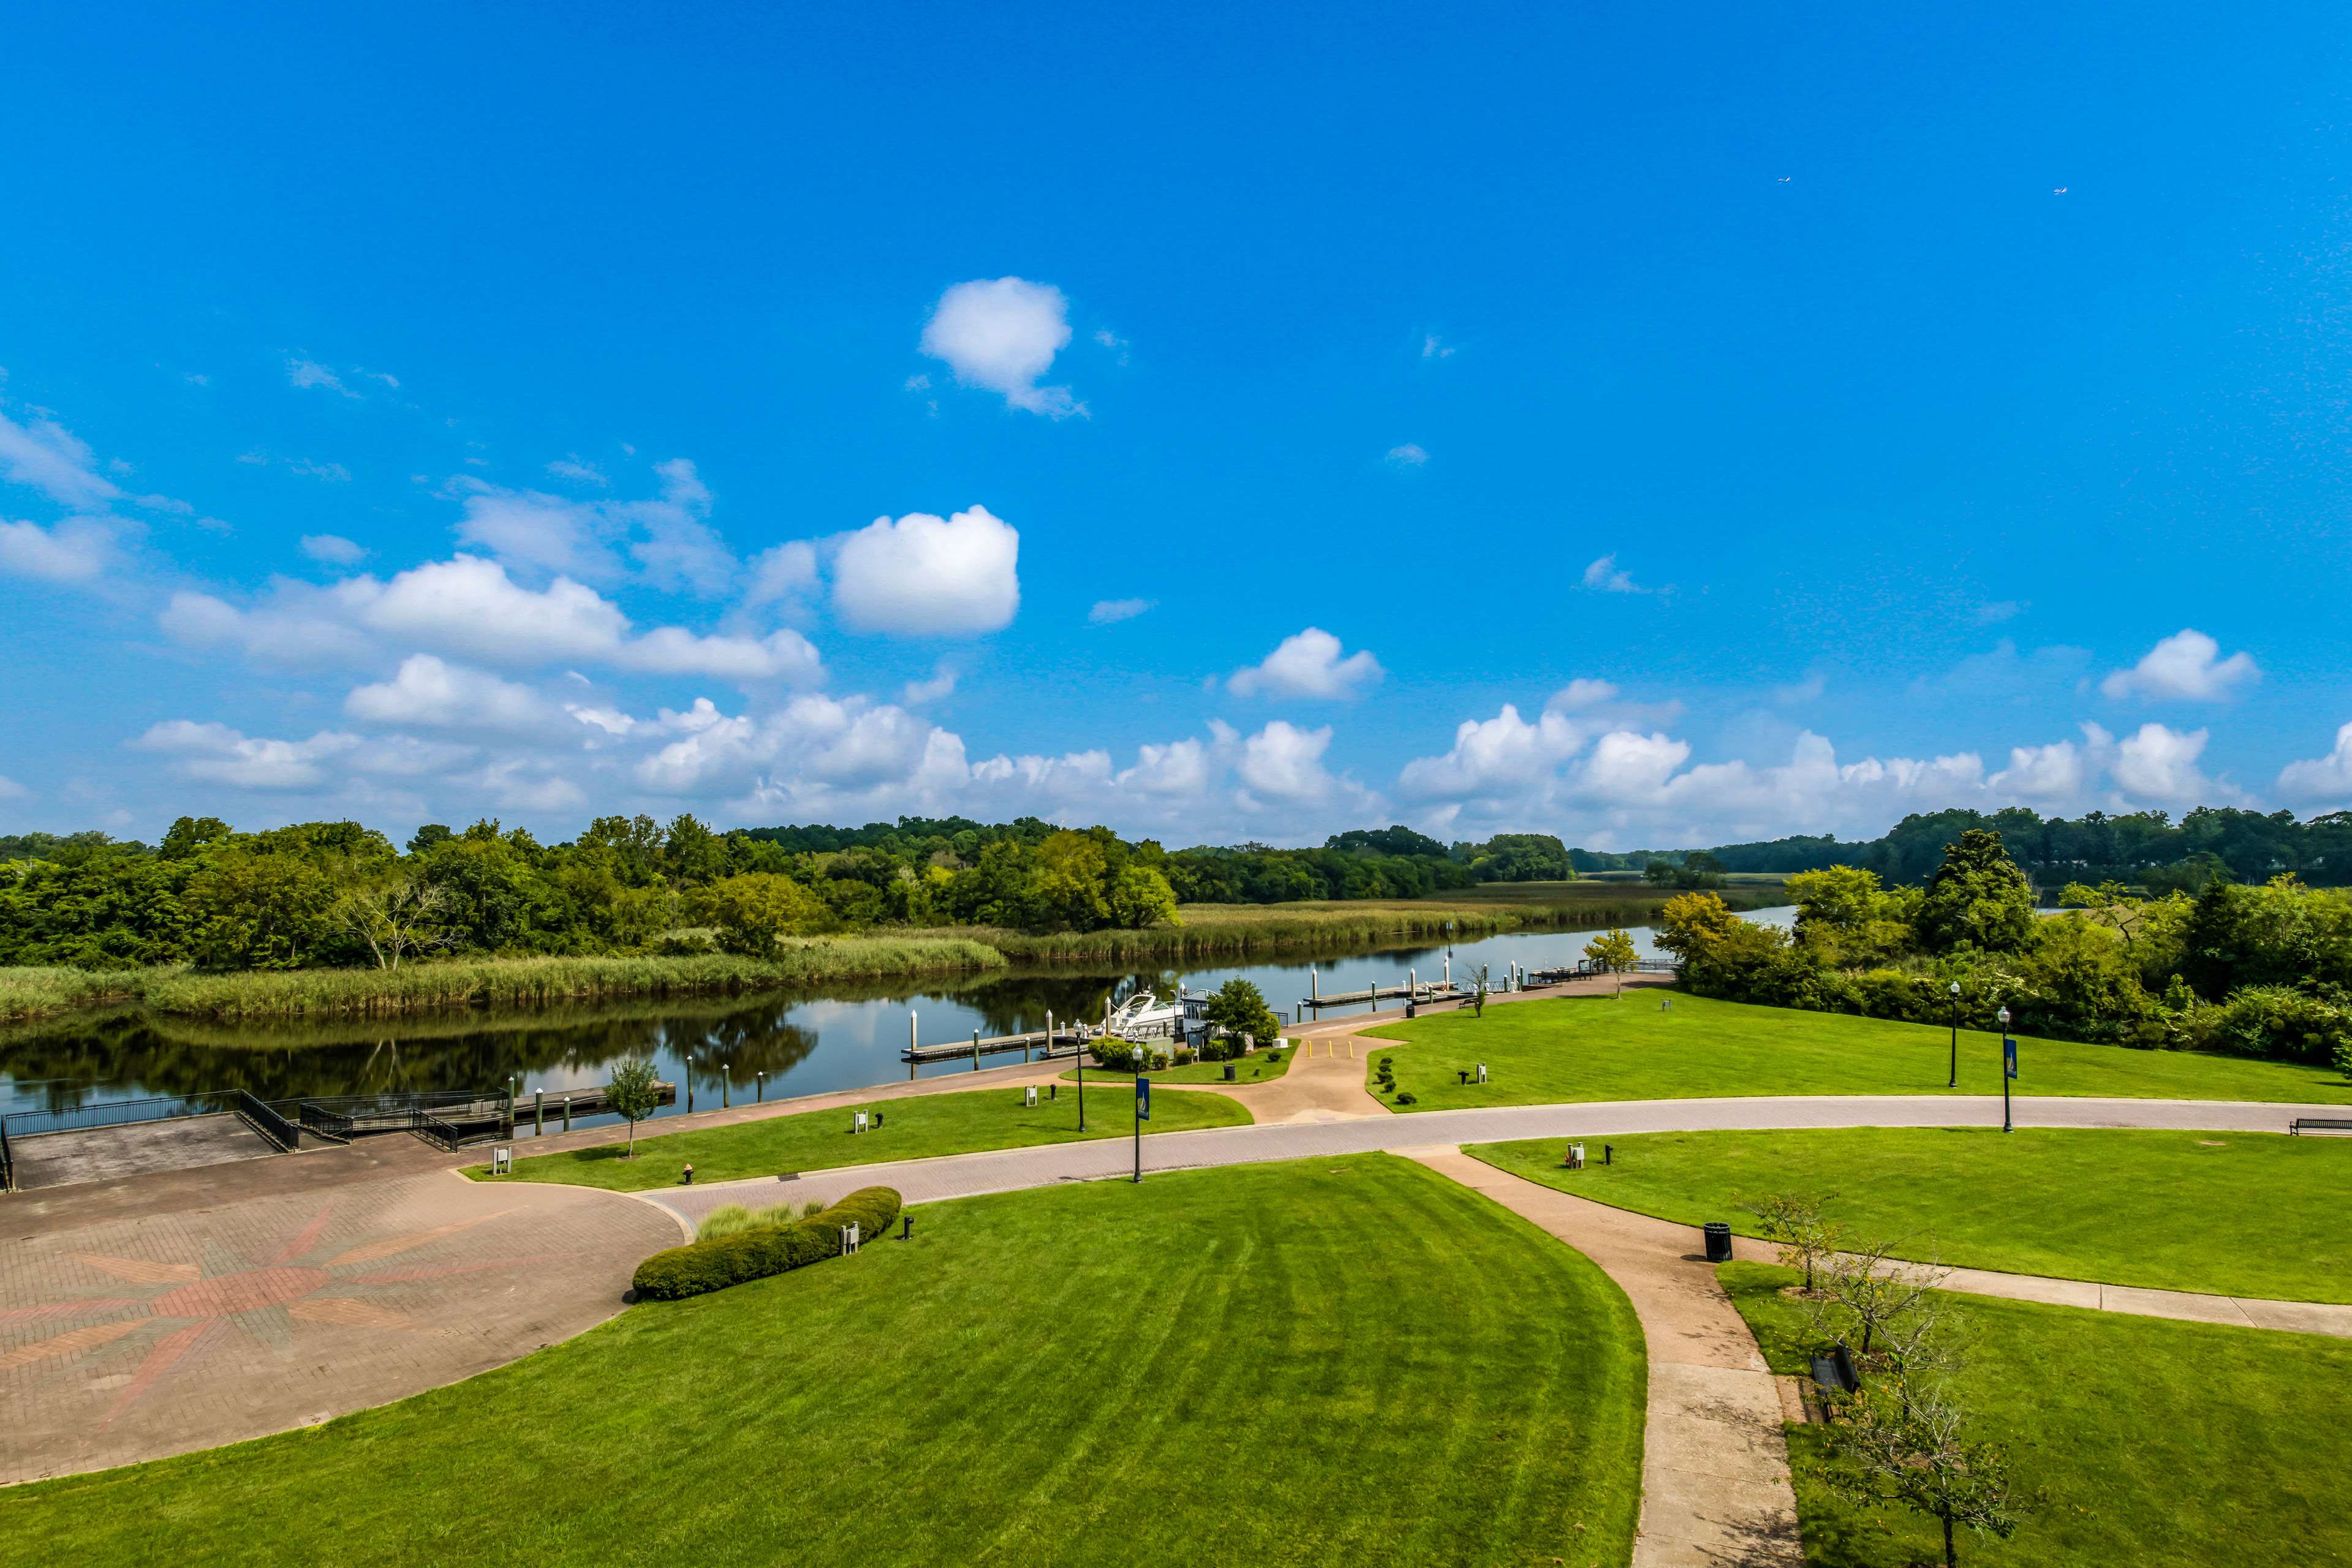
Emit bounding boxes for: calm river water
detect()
[2,910,1793,1129]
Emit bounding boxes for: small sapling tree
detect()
[1583,927,1639,995]
[1826,1374,2021,1568]
[1746,1190,1843,1294]
[606,1056,663,1158]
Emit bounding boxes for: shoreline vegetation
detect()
[0,882,1779,1029]
[0,938,1007,1025]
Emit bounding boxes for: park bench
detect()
[2290,1117,2352,1136]
[1809,1341,1858,1397]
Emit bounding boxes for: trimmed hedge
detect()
[633,1186,903,1300]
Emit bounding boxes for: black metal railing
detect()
[1,1115,13,1195]
[1,1090,240,1141]
[230,1090,300,1153]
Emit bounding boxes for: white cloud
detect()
[744,540,819,610]
[2108,722,2222,804]
[1549,679,1620,710]
[1987,738,2086,800]
[167,555,821,682]
[1117,737,1211,796]
[344,655,555,734]
[1092,328,1130,365]
[1421,334,1456,359]
[1229,628,1384,699]
[449,460,736,594]
[832,505,1021,636]
[637,694,957,799]
[1089,597,1154,625]
[1973,600,2023,624]
[918,277,1083,417]
[454,484,626,581]
[300,533,368,565]
[0,517,123,581]
[0,411,121,509]
[134,719,363,790]
[1385,443,1429,467]
[2278,722,2352,805]
[2100,628,2259,702]
[1238,720,1339,804]
[1581,554,1644,594]
[1399,704,1586,803]
[901,662,957,704]
[363,556,633,664]
[287,359,356,398]
[546,456,609,486]
[0,775,25,800]
[289,458,351,482]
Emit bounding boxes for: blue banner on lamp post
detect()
[1133,1075,1151,1183]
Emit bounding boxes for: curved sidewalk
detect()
[647,1093,2352,1341]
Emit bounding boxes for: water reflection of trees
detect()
[0,931,1597,1112]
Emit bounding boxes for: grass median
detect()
[6,1156,1649,1568]
[1469,1126,2352,1302]
[475,1082,1254,1190]
[1722,1260,2352,1566]
[1363,992,2352,1109]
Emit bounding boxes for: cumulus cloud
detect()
[1228,628,1383,699]
[2278,722,2352,805]
[919,277,1083,417]
[1089,597,1153,625]
[0,517,124,581]
[1238,720,1340,804]
[1581,554,1645,594]
[1986,738,2087,800]
[300,533,368,565]
[450,459,735,595]
[163,556,821,682]
[0,410,123,509]
[1399,704,1587,804]
[344,655,555,735]
[1385,443,1429,467]
[2100,628,2259,702]
[901,662,958,704]
[134,719,363,790]
[744,540,819,610]
[2106,721,2223,803]
[831,505,1021,636]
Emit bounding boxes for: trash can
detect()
[1223,1062,1236,1082]
[1703,1222,1733,1263]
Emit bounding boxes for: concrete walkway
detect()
[647,1093,2352,1343]
[1404,1147,1803,1567]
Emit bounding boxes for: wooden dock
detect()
[901,1028,1091,1068]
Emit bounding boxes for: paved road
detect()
[648,1092,2339,1225]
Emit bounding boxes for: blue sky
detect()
[4,2,2351,849]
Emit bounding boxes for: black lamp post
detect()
[1997,1005,2013,1133]
[1947,979,1961,1088]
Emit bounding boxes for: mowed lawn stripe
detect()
[5,1156,1648,1568]
[1470,1126,2352,1303]
[1364,992,2352,1109]
[476,1083,1253,1191]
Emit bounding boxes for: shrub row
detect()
[633,1185,903,1300]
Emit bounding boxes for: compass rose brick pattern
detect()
[0,1172,678,1483]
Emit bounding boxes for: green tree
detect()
[1583,927,1640,994]
[1916,830,2037,954]
[1653,890,1740,964]
[604,1056,663,1158]
[1201,977,1280,1056]
[699,872,830,954]
[1825,1375,2021,1567]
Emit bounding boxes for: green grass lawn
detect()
[1721,1261,2352,1566]
[6,1158,1649,1568]
[477,1083,1252,1191]
[1059,1050,1295,1085]
[1363,992,2352,1109]
[1468,1128,2352,1302]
